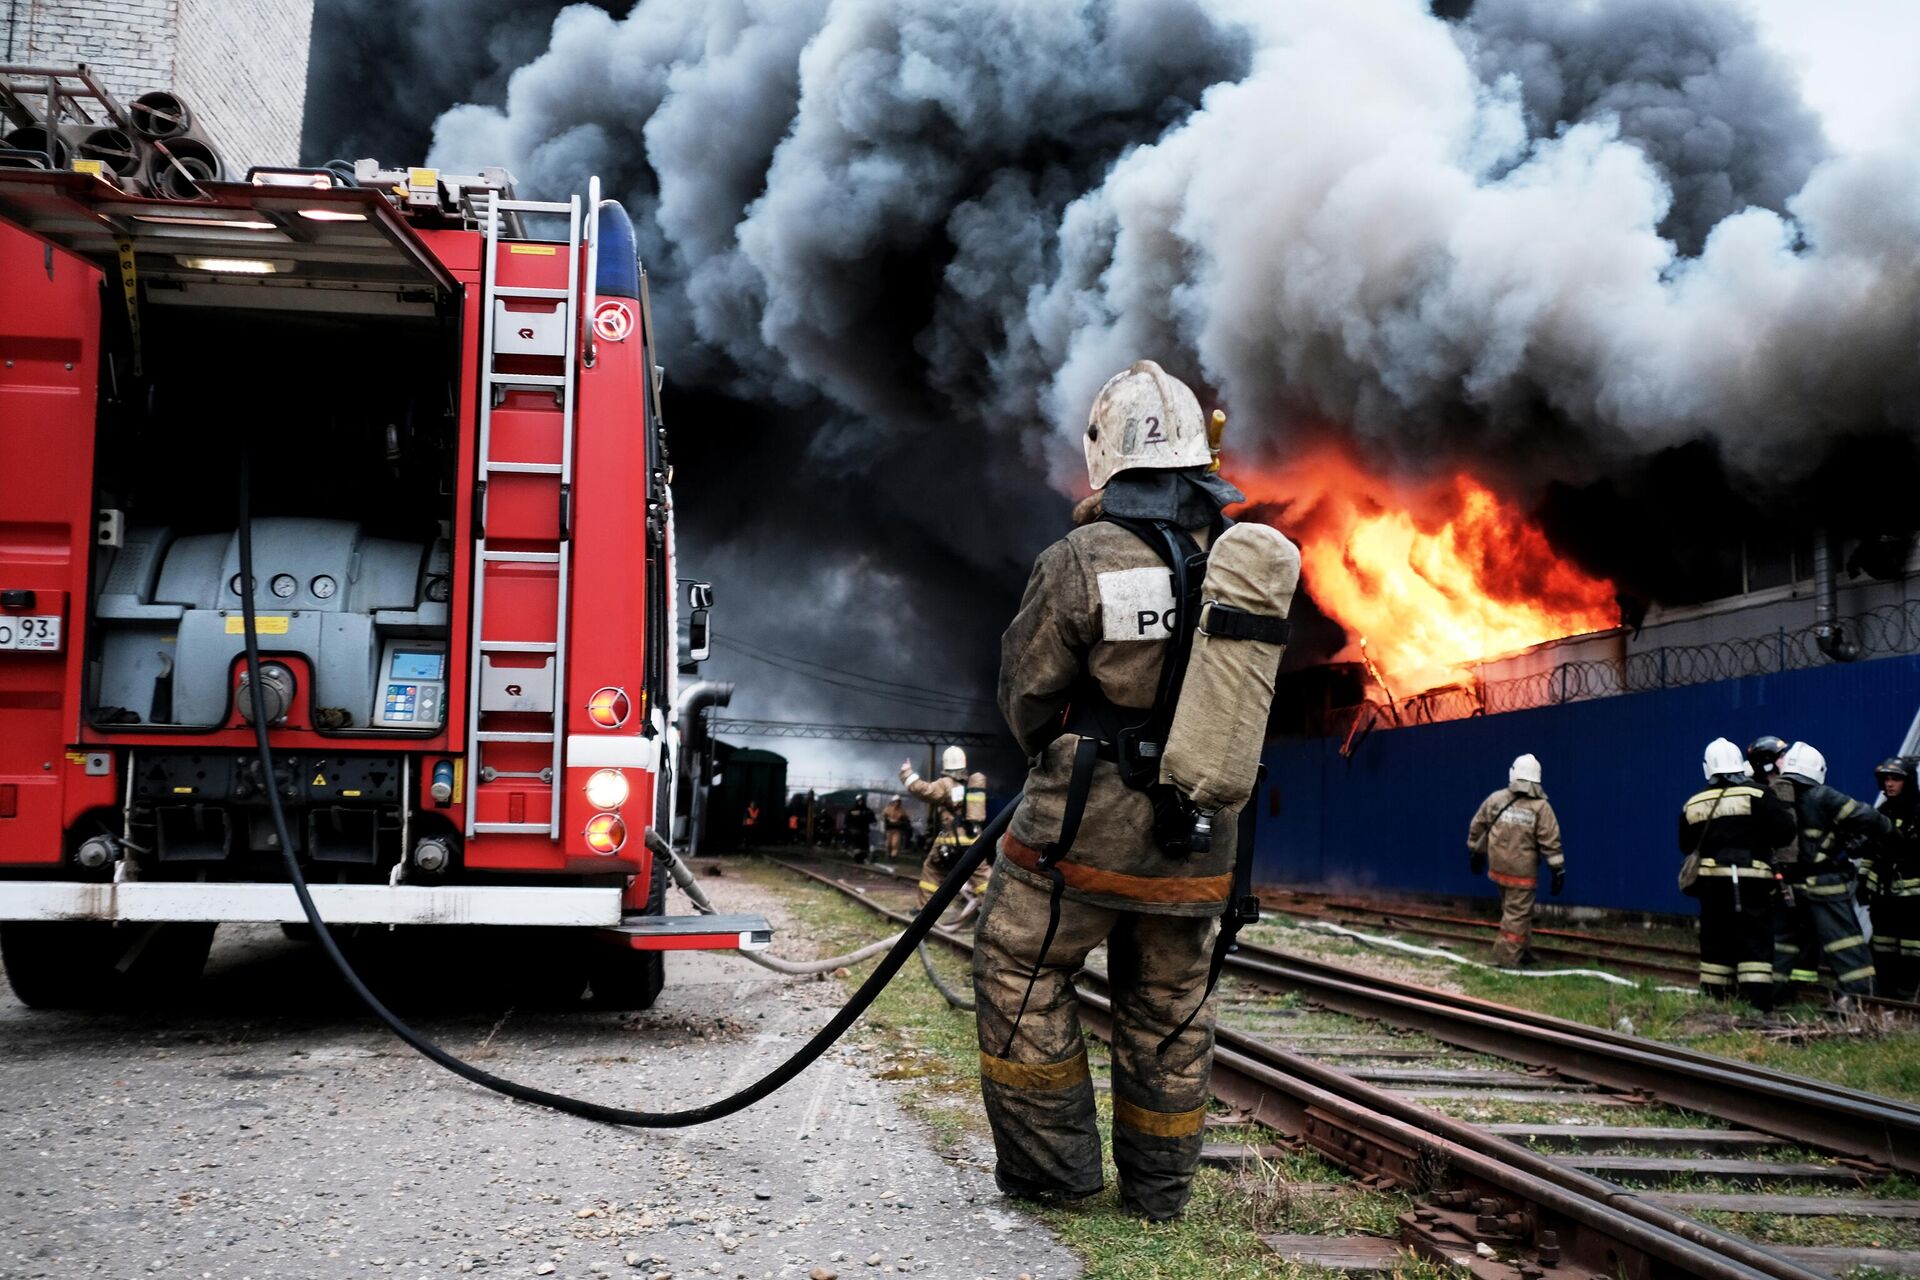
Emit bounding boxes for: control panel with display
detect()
[373,641,448,729]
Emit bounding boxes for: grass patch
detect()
[747,858,1430,1277]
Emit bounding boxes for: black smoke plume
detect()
[302,0,1920,777]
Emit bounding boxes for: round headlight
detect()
[270,573,297,598]
[310,575,337,600]
[584,813,627,855]
[584,768,629,811]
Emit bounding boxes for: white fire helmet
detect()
[1702,738,1746,780]
[1780,741,1827,786]
[1084,360,1212,491]
[942,745,967,774]
[1508,754,1542,788]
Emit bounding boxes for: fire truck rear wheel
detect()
[589,860,668,1011]
[0,921,121,1009]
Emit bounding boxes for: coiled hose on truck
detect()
[235,458,1006,1127]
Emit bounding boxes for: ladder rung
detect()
[484,461,563,475]
[497,199,573,214]
[477,731,555,743]
[473,822,558,835]
[493,286,569,300]
[487,372,568,388]
[480,640,558,653]
[482,550,560,563]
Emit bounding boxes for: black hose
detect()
[918,939,975,1011]
[235,456,1009,1127]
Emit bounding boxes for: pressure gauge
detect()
[229,573,250,596]
[310,575,338,600]
[270,573,297,598]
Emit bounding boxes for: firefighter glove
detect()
[1468,848,1488,876]
[1550,866,1566,896]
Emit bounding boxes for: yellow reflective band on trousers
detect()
[1112,1097,1209,1139]
[978,1048,1090,1091]
[1837,965,1877,984]
[1824,934,1867,952]
[919,880,942,895]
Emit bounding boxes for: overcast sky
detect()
[1746,0,1920,151]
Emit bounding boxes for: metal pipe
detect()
[675,681,733,856]
[1812,528,1859,661]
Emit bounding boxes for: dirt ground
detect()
[0,873,1078,1280]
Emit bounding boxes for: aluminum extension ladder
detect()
[463,190,584,839]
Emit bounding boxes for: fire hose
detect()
[648,829,978,1002]
[235,456,1007,1127]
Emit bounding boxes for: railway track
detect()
[761,853,1920,1280]
[1263,890,1920,1020]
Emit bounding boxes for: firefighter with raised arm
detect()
[1466,754,1565,966]
[901,749,988,904]
[1776,741,1891,1005]
[975,361,1299,1221]
[1680,739,1796,1008]
[1861,757,1920,999]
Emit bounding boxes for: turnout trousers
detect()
[972,867,1217,1220]
[1773,870,1875,996]
[1870,886,1920,1001]
[1491,876,1536,966]
[1693,872,1776,1009]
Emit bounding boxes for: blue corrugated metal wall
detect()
[1254,655,1920,913]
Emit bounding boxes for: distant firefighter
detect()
[1678,739,1796,1009]
[843,794,876,864]
[900,748,988,903]
[1776,742,1890,1003]
[1861,758,1920,1000]
[1466,753,1566,966]
[880,794,912,860]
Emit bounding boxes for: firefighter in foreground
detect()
[1466,754,1567,966]
[1776,741,1889,1002]
[900,749,989,904]
[1861,757,1920,1000]
[974,360,1298,1220]
[1679,739,1796,1008]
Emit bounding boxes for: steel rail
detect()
[1233,939,1920,1143]
[762,856,1832,1280]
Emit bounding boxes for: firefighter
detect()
[741,799,762,847]
[901,749,988,904]
[1749,734,1816,990]
[1776,742,1891,1003]
[843,794,877,864]
[1861,758,1920,999]
[973,359,1256,1221]
[881,794,912,861]
[1680,739,1796,1008]
[1466,754,1566,966]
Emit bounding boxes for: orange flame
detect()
[1233,449,1618,693]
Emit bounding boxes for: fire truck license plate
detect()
[0,616,60,651]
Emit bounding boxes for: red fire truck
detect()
[0,69,768,1010]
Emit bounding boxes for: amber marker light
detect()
[584,768,630,811]
[586,686,630,728]
[584,813,628,855]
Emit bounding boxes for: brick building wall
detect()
[2,0,313,170]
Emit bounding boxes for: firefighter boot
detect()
[972,871,1107,1202]
[1107,910,1218,1221]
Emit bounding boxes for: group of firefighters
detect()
[1467,738,1920,1007]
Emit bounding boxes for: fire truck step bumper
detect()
[601,914,774,952]
[0,882,621,926]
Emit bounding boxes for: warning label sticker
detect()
[225,616,290,635]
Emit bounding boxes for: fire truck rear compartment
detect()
[89,308,457,736]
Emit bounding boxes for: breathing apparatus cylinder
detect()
[1159,522,1301,819]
